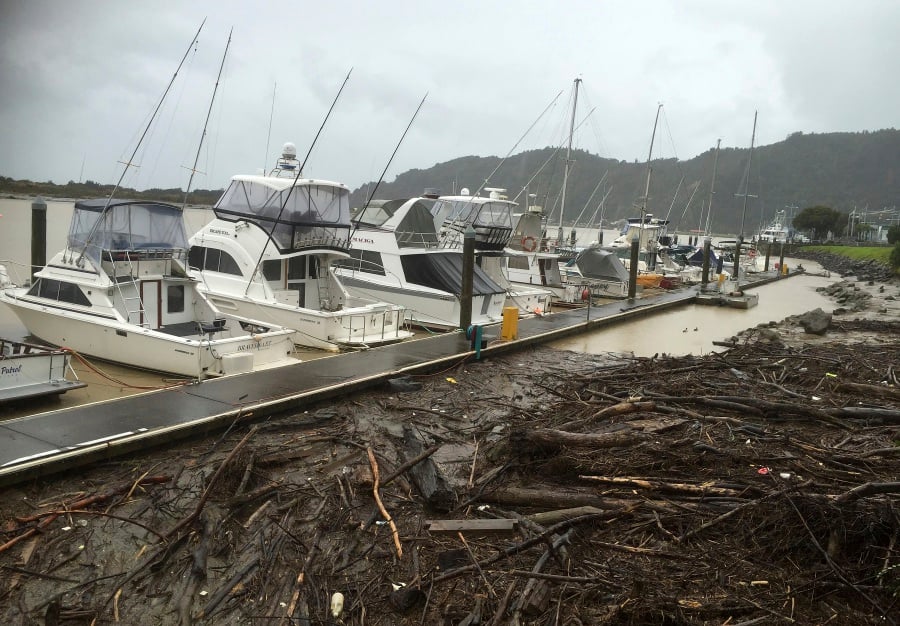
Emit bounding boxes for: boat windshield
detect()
[432,199,514,230]
[214,180,351,252]
[68,200,189,267]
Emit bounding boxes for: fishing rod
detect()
[243,68,354,296]
[349,92,428,239]
[183,27,232,209]
[458,90,564,219]
[76,19,206,265]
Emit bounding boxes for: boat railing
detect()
[339,306,408,344]
[292,234,351,251]
[395,231,440,249]
[0,259,32,288]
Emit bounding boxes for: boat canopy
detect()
[68,199,189,267]
[571,247,630,282]
[214,177,351,254]
[431,198,514,232]
[353,198,440,248]
[401,252,504,296]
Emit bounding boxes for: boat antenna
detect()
[702,139,721,235]
[510,104,595,205]
[183,27,232,209]
[243,68,354,295]
[459,89,564,210]
[350,92,428,238]
[737,110,758,240]
[263,81,276,172]
[637,103,663,256]
[298,67,353,175]
[76,18,206,266]
[570,169,608,229]
[557,77,581,247]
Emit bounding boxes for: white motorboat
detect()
[335,197,507,330]
[0,337,86,404]
[0,199,298,378]
[430,188,553,315]
[188,145,413,351]
[757,209,791,243]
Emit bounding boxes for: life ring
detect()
[521,235,537,252]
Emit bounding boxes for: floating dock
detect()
[0,273,788,486]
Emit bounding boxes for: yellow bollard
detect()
[782,263,789,275]
[500,306,519,340]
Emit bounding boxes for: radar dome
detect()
[282,142,297,159]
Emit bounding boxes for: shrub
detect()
[888,225,900,245]
[891,242,900,270]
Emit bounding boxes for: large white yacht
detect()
[187,145,413,351]
[430,188,553,315]
[335,197,507,330]
[0,199,298,378]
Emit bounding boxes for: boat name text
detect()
[237,340,273,351]
[2,364,24,375]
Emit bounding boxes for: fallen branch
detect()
[368,446,402,559]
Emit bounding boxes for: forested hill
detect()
[2,129,897,236]
[350,128,900,235]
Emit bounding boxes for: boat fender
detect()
[521,236,537,252]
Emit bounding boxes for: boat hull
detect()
[338,276,505,330]
[0,339,86,403]
[198,290,412,351]
[0,292,297,378]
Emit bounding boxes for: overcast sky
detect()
[1,1,897,193]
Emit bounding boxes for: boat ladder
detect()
[114,254,148,327]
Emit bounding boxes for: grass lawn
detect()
[803,245,893,265]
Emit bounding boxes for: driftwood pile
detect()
[1,329,898,625]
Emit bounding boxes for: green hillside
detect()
[350,129,900,236]
[3,128,898,236]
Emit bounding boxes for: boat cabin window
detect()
[188,246,242,275]
[167,285,185,313]
[288,257,306,280]
[308,257,320,279]
[333,250,386,276]
[262,260,281,281]
[27,278,92,307]
[508,256,530,270]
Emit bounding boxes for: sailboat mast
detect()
[638,103,663,253]
[558,78,581,244]
[738,110,758,240]
[183,28,232,208]
[703,138,721,235]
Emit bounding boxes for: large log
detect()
[511,427,643,453]
[403,426,458,512]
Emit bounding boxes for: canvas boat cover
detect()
[68,199,188,267]
[400,252,504,296]
[354,199,440,248]
[214,178,351,253]
[572,247,629,282]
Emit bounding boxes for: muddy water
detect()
[550,263,839,357]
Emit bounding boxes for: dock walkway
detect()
[0,275,783,486]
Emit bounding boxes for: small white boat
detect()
[0,199,298,378]
[0,337,86,403]
[188,144,413,351]
[335,197,507,330]
[757,209,791,243]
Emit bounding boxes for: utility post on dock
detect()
[701,237,711,285]
[31,197,47,284]
[627,235,639,300]
[459,225,475,330]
